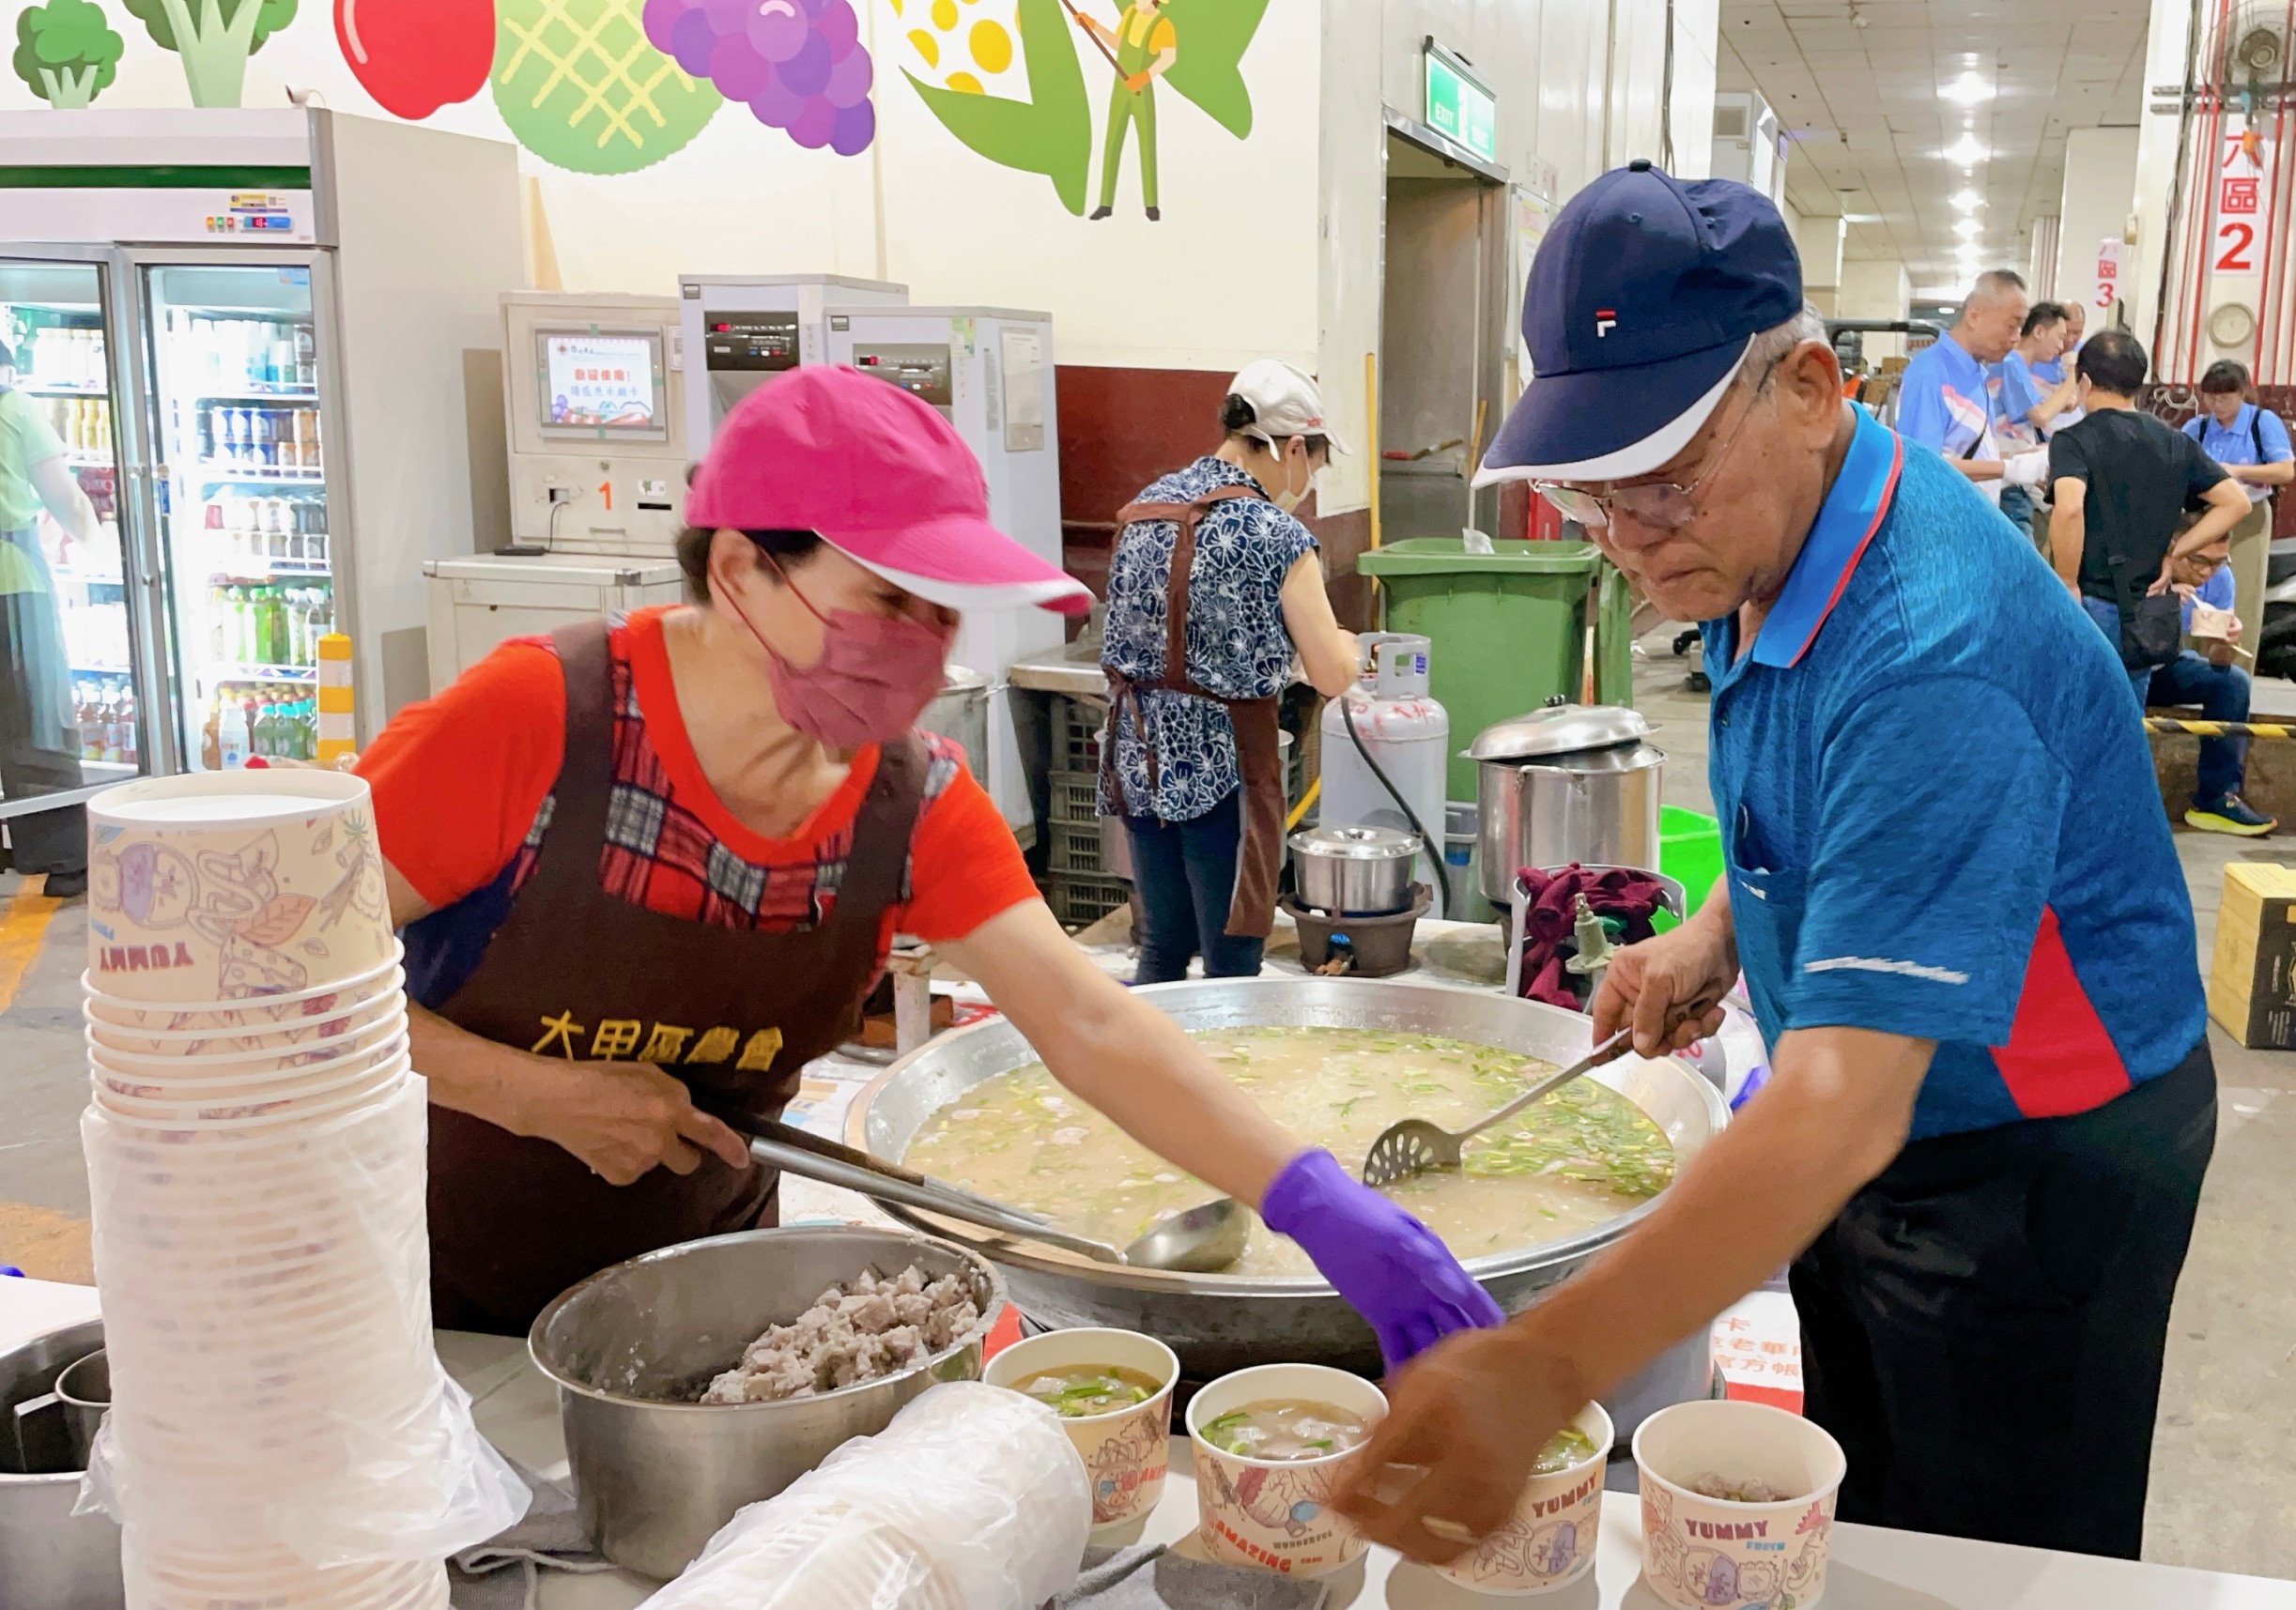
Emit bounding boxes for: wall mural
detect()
[12,0,1267,200]
[12,0,128,106]
[901,0,1265,216]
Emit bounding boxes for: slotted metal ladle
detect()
[1360,1029,1632,1188]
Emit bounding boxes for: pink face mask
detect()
[721,558,952,749]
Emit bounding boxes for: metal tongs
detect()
[726,1113,1248,1273]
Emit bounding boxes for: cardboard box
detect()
[2208,862,2296,1049]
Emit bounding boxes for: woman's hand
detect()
[519,1056,753,1186]
[1331,1322,1584,1563]
[1260,1151,1502,1368]
[1590,910,1738,1060]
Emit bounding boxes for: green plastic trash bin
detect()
[1659,805,1723,916]
[1356,538,1635,800]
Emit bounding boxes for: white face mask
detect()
[1272,443,1316,514]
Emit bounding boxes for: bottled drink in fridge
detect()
[218,694,249,769]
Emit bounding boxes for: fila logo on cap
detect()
[1595,309,1618,338]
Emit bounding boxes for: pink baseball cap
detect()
[686,365,1092,616]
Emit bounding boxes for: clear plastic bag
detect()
[647,1382,1090,1610]
[75,1073,530,1566]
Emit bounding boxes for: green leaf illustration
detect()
[1160,0,1266,137]
[906,0,1089,214]
[493,0,720,176]
[122,0,295,108]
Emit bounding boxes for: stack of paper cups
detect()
[316,632,355,766]
[80,770,525,1608]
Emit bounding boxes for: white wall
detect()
[1795,211,1846,314]
[2057,126,2141,324]
[2130,0,2194,357]
[0,0,1321,373]
[1838,258,1913,360]
[1312,0,1718,516]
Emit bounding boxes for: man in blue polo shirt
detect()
[1336,163,2215,1565]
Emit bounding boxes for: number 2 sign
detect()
[2218,222,2257,273]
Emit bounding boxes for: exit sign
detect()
[1425,40,1496,163]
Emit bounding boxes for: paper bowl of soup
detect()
[1631,1401,1845,1610]
[1434,1400,1613,1595]
[1185,1362,1386,1578]
[983,1326,1178,1529]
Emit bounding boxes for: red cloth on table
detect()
[1515,863,1666,1008]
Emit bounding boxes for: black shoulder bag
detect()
[2108,548,2183,672]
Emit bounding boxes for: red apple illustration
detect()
[337,0,493,118]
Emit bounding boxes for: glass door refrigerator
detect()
[0,107,525,783]
[0,253,154,863]
[139,260,335,770]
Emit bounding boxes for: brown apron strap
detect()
[534,620,616,877]
[1222,696,1286,940]
[1103,487,1270,823]
[824,736,930,939]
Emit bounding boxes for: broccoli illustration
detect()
[123,0,299,108]
[12,0,127,108]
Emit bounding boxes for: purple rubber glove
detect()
[1261,1149,1504,1369]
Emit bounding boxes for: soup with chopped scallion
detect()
[1011,1365,1165,1418]
[1200,1401,1369,1461]
[905,1026,1675,1278]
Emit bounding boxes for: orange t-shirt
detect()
[358,609,1037,993]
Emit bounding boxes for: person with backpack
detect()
[2049,332,2265,833]
[2181,359,2292,652]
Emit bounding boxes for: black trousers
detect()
[1791,1038,2216,1558]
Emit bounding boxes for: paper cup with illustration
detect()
[86,772,394,1004]
[1632,1400,1845,1610]
[1433,1400,1613,1595]
[983,1327,1178,1529]
[1186,1363,1387,1578]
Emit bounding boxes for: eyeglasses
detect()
[1532,357,1782,531]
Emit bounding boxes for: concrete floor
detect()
[2,643,2291,1576]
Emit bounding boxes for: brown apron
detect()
[425,620,928,1335]
[1101,485,1286,941]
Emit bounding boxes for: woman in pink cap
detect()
[359,365,1498,1358]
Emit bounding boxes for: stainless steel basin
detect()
[0,1318,124,1610]
[847,978,1729,1438]
[529,1225,1005,1580]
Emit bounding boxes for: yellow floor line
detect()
[0,883,64,1017]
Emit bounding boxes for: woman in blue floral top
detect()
[1100,361,1362,981]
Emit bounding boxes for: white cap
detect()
[1229,360,1351,456]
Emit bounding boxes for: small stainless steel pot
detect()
[1288,825,1421,915]
[0,1320,123,1610]
[1469,703,1664,905]
[530,1224,1004,1580]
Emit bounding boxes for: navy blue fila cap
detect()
[1476,161,1804,485]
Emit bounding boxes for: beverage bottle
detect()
[210,588,228,661]
[250,409,271,467]
[250,697,270,759]
[300,698,318,760]
[295,326,316,390]
[116,685,136,766]
[265,587,287,665]
[209,406,232,464]
[219,695,249,769]
[99,685,123,765]
[270,338,294,391]
[77,682,100,761]
[238,587,259,666]
[201,696,223,772]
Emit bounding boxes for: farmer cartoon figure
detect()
[1071,0,1179,219]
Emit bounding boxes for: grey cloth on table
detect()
[448,1458,616,1610]
[1053,1543,1330,1610]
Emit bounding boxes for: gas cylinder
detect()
[1318,634,1451,903]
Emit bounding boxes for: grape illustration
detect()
[641,0,875,153]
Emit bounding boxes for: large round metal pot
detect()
[1474,743,1664,906]
[847,979,1727,1438]
[919,665,990,766]
[1289,825,1421,915]
[530,1225,1005,1580]
[0,1319,124,1610]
